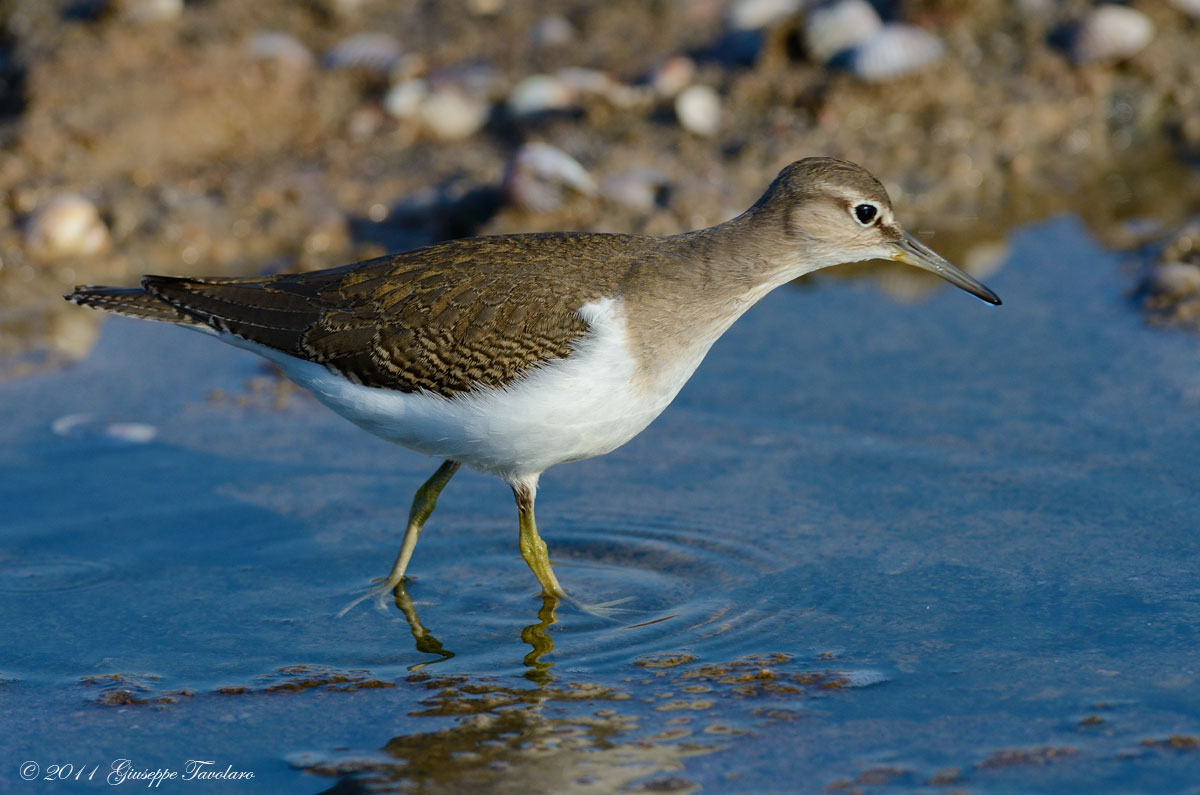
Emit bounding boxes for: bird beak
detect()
[891,233,1002,306]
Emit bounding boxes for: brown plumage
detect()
[71,234,654,397]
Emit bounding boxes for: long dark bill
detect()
[891,233,1002,306]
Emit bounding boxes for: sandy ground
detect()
[0,0,1198,376]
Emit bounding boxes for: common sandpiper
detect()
[67,157,1000,607]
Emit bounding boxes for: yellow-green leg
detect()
[513,477,567,599]
[337,459,458,617]
[383,459,460,591]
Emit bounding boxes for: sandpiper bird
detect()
[67,158,999,604]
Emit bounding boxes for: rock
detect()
[26,195,111,260]
[675,84,722,137]
[1069,5,1154,66]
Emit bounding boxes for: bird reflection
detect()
[390,585,560,681]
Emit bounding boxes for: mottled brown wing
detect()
[143,235,619,397]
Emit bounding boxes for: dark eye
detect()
[854,203,878,225]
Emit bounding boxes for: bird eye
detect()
[853,203,878,225]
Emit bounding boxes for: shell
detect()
[675,84,722,137]
[26,195,111,260]
[249,32,315,72]
[507,74,577,117]
[803,0,882,63]
[322,33,402,74]
[727,0,804,30]
[1070,5,1154,66]
[848,24,944,83]
[504,143,597,213]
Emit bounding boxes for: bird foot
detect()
[336,577,404,618]
[564,594,639,622]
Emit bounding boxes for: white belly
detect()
[231,297,704,482]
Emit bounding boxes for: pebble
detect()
[648,56,696,98]
[727,0,804,30]
[323,32,402,75]
[503,143,597,212]
[249,31,315,73]
[848,24,944,83]
[26,195,111,260]
[531,15,575,47]
[1170,0,1200,19]
[1070,5,1154,66]
[601,168,671,212]
[1149,261,1200,295]
[419,89,490,140]
[383,78,428,119]
[507,74,577,117]
[804,0,882,64]
[675,84,722,137]
[114,0,182,23]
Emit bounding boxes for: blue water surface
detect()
[2,216,1199,793]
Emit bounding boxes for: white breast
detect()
[232,297,703,483]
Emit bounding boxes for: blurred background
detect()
[1,0,1198,377]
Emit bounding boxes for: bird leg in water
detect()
[513,477,567,599]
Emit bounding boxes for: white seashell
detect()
[804,0,882,63]
[849,24,944,83]
[507,74,576,117]
[728,0,804,30]
[504,143,597,213]
[383,78,428,119]
[531,14,575,47]
[323,33,402,74]
[249,31,315,72]
[27,195,110,259]
[674,84,722,137]
[419,90,490,140]
[1070,5,1154,66]
[648,56,696,98]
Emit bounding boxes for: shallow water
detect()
[3,216,1199,793]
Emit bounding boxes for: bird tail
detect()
[65,284,203,327]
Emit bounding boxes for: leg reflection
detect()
[393,584,455,669]
[520,594,559,684]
